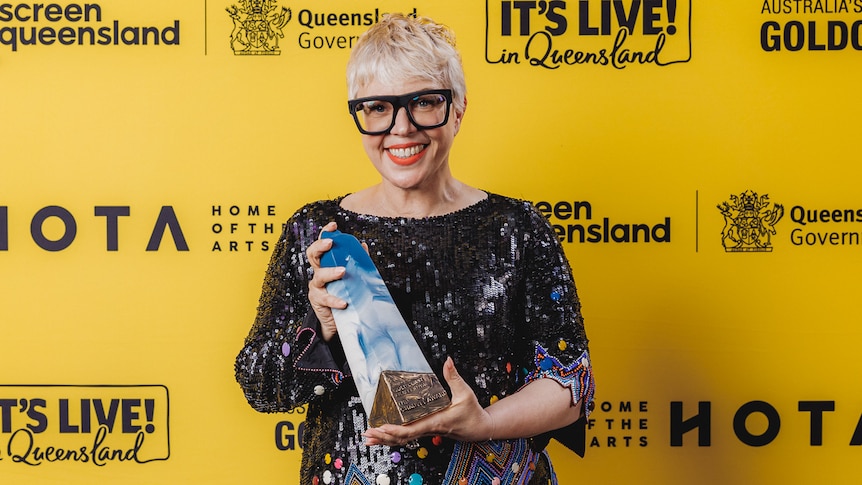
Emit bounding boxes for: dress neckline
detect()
[335,191,491,221]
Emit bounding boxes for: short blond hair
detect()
[346,14,467,112]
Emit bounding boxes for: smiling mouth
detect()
[388,144,427,159]
[386,144,427,165]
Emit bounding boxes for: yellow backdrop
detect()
[2,1,861,483]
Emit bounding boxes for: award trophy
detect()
[320,230,450,427]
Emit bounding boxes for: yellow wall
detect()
[2,1,861,483]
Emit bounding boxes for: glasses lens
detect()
[353,99,395,134]
[407,93,449,129]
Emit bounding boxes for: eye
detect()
[411,94,445,110]
[361,100,392,116]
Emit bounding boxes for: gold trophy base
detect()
[369,370,451,428]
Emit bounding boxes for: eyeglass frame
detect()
[347,89,453,135]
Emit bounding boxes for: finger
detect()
[306,237,334,267]
[362,428,391,446]
[307,221,338,266]
[308,283,347,311]
[309,266,345,288]
[363,433,392,447]
[318,221,338,238]
[364,426,411,447]
[312,292,347,311]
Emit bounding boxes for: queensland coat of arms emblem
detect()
[226,0,291,55]
[717,190,784,252]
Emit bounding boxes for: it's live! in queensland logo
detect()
[485,0,692,69]
[0,385,170,466]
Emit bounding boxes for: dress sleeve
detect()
[517,204,596,453]
[234,210,347,413]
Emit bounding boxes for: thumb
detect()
[443,357,467,393]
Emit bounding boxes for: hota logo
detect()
[485,0,692,69]
[717,190,784,252]
[226,0,291,55]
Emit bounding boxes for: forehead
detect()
[356,78,441,98]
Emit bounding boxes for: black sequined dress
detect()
[235,193,595,485]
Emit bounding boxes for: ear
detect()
[452,97,466,134]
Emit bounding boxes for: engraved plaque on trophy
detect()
[320,230,450,427]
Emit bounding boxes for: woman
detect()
[235,13,595,485]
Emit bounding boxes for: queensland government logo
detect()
[227,0,291,55]
[717,190,784,252]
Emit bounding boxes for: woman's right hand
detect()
[306,221,347,342]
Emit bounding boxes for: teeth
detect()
[389,145,425,158]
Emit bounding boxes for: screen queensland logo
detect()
[0,3,180,52]
[535,198,671,244]
[485,0,692,69]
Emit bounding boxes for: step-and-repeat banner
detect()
[2,1,860,483]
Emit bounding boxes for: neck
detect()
[342,177,486,219]
[372,181,464,218]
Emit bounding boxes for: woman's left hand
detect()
[362,357,494,446]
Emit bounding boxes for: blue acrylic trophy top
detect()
[318,230,435,415]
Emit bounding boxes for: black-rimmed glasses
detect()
[347,89,453,135]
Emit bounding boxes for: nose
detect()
[388,106,416,136]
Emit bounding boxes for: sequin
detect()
[324,453,331,464]
[489,395,499,405]
[558,339,568,351]
[485,452,495,463]
[550,291,561,301]
[281,342,291,356]
[376,474,391,485]
[512,462,520,473]
[313,385,325,396]
[492,478,501,485]
[334,458,343,469]
[416,447,428,459]
[323,470,332,484]
[458,479,468,485]
[312,476,319,485]
[390,451,401,463]
[431,435,443,446]
[408,473,423,485]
